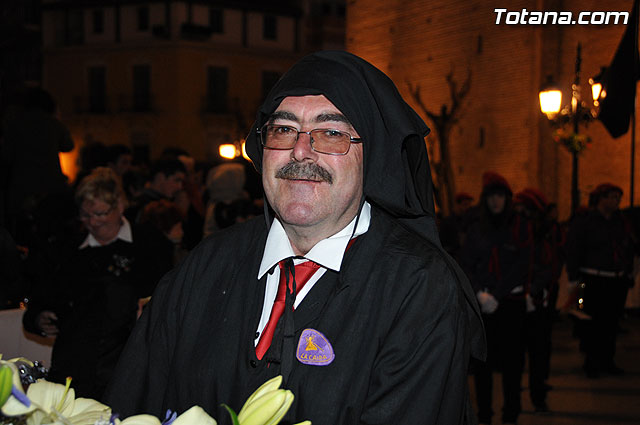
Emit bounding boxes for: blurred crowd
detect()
[0,88,262,399]
[437,171,638,424]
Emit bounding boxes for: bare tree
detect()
[408,68,471,215]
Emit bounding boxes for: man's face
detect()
[113,154,133,176]
[486,192,506,215]
[262,95,364,237]
[599,191,621,214]
[157,171,185,199]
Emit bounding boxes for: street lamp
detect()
[539,43,600,215]
[218,139,251,161]
[588,66,607,107]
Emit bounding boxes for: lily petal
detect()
[72,397,110,415]
[67,398,111,425]
[172,406,217,425]
[117,414,162,425]
[27,380,75,415]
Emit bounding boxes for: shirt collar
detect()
[79,217,133,249]
[258,201,371,278]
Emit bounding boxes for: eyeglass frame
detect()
[79,204,116,220]
[256,124,362,156]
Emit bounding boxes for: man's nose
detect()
[291,132,317,162]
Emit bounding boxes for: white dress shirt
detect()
[255,202,371,345]
[79,217,133,249]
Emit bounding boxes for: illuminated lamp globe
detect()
[219,144,237,159]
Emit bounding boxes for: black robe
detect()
[105,207,475,424]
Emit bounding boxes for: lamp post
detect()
[539,43,601,215]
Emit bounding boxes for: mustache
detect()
[275,162,333,184]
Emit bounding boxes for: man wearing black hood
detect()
[105,51,484,425]
[459,172,532,425]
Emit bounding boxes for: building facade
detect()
[347,0,639,218]
[41,0,345,176]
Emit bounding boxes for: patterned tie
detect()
[255,259,321,360]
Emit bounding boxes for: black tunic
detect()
[105,207,476,424]
[565,209,634,281]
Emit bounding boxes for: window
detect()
[133,65,151,111]
[92,9,104,34]
[206,66,228,113]
[263,15,276,40]
[261,71,281,102]
[137,6,149,31]
[67,9,84,45]
[88,66,106,113]
[209,8,223,33]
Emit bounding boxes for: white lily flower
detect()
[24,378,111,425]
[236,375,301,425]
[172,406,217,425]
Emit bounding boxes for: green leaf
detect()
[221,404,240,425]
[0,366,12,407]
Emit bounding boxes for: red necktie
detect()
[255,260,321,360]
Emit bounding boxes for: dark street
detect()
[471,311,640,425]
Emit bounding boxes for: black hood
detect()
[245,50,439,244]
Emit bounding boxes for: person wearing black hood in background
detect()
[459,172,533,425]
[104,51,485,425]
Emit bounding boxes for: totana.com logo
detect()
[494,8,630,25]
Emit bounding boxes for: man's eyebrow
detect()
[268,111,298,123]
[314,113,352,127]
[268,110,354,129]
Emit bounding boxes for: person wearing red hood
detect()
[566,182,634,378]
[514,188,563,413]
[104,51,485,425]
[459,172,534,425]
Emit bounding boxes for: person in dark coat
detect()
[124,158,186,223]
[565,182,634,378]
[439,192,474,259]
[459,172,533,425]
[104,51,485,425]
[513,188,558,413]
[22,167,171,400]
[1,88,74,241]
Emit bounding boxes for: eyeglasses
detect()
[257,124,362,156]
[79,205,115,220]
